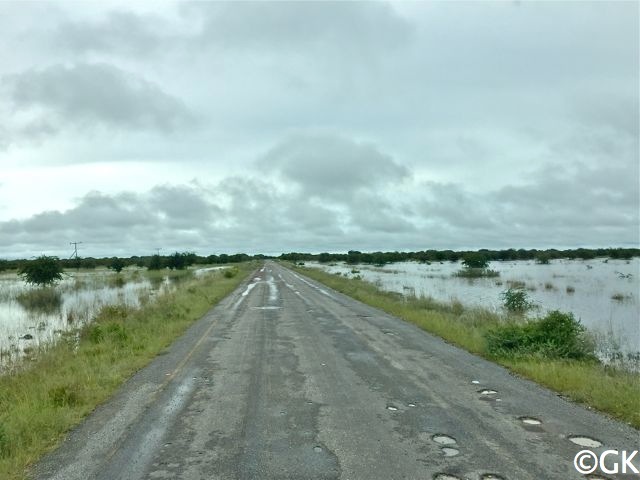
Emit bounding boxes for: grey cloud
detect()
[5,63,197,136]
[261,134,410,200]
[184,1,411,52]
[55,11,166,56]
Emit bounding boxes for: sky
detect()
[0,1,638,259]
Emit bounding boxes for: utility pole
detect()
[70,241,83,270]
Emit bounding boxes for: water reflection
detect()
[0,269,177,368]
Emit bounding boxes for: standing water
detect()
[308,258,640,365]
[0,269,177,370]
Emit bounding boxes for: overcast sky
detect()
[0,1,638,259]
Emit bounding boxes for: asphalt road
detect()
[33,262,639,480]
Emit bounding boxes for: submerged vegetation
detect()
[15,288,62,313]
[0,263,254,480]
[289,263,640,428]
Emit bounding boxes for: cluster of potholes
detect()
[385,379,606,480]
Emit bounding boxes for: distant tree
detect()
[147,254,164,270]
[0,259,8,272]
[318,252,332,263]
[166,252,188,270]
[109,257,126,273]
[462,252,490,269]
[18,255,64,286]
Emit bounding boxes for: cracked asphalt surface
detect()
[33,262,639,480]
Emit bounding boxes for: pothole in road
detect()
[441,447,460,457]
[383,331,395,336]
[313,446,323,453]
[479,389,498,395]
[408,403,416,407]
[481,475,506,480]
[568,435,603,448]
[433,474,462,480]
[519,416,542,425]
[386,405,399,411]
[432,434,457,445]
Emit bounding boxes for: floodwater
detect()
[0,269,175,367]
[308,259,640,362]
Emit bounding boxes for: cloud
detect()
[184,1,411,53]
[261,133,410,200]
[4,62,198,140]
[55,11,167,57]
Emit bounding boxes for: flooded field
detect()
[308,258,639,363]
[0,268,188,368]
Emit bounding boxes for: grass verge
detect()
[288,263,640,429]
[0,263,255,480]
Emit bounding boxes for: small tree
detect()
[462,252,489,269]
[501,287,534,313]
[109,257,126,273]
[18,255,64,286]
[147,254,164,271]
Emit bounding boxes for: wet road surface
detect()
[33,262,639,480]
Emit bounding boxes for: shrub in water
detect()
[485,310,595,360]
[18,256,63,286]
[501,287,534,312]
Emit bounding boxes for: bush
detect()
[109,258,126,273]
[18,256,63,286]
[462,253,489,269]
[501,287,534,312]
[485,310,595,360]
[223,268,238,278]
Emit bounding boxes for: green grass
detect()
[289,264,640,429]
[0,263,255,480]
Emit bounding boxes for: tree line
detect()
[1,247,637,276]
[279,247,639,266]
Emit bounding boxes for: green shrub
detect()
[486,310,595,360]
[223,268,238,278]
[501,287,534,312]
[18,256,63,286]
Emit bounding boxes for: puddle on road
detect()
[433,474,461,480]
[441,447,460,457]
[568,435,603,448]
[313,446,323,453]
[407,403,416,407]
[479,389,498,395]
[481,475,506,480]
[432,434,457,446]
[471,380,480,384]
[250,306,282,310]
[519,416,542,425]
[386,405,399,411]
